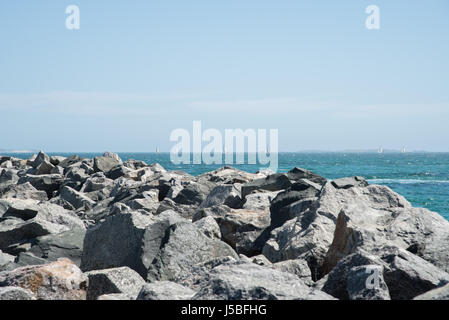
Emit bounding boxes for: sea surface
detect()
[3,152,449,220]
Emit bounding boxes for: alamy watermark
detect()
[64,5,379,31]
[366,5,380,30]
[169,121,279,172]
[66,5,80,30]
[365,266,381,289]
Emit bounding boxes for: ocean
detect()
[3,152,449,220]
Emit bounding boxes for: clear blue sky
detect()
[0,0,448,152]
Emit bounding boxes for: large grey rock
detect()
[0,199,84,229]
[64,165,89,183]
[49,156,66,166]
[193,204,232,221]
[85,266,145,300]
[126,190,159,213]
[93,156,121,174]
[50,165,64,175]
[321,184,449,275]
[318,247,449,300]
[123,159,147,170]
[346,265,391,300]
[109,177,141,201]
[0,169,19,187]
[271,259,313,285]
[146,170,193,200]
[241,173,292,198]
[0,286,36,300]
[0,250,15,269]
[107,165,132,180]
[0,157,11,166]
[193,216,221,239]
[60,185,96,210]
[102,152,122,164]
[195,206,271,256]
[13,252,48,267]
[0,199,85,250]
[33,160,55,175]
[145,217,239,282]
[378,246,449,300]
[22,229,86,267]
[0,161,13,169]
[200,184,242,209]
[171,181,216,206]
[0,182,48,201]
[80,173,113,193]
[81,210,155,274]
[0,258,87,300]
[264,180,449,282]
[317,250,388,300]
[218,209,271,256]
[177,256,240,290]
[17,174,63,198]
[242,191,280,212]
[286,167,327,185]
[414,283,449,300]
[137,281,196,300]
[58,155,82,168]
[156,198,197,219]
[81,210,238,281]
[0,218,69,251]
[124,167,156,183]
[32,151,50,169]
[269,179,321,229]
[262,183,339,279]
[192,261,335,300]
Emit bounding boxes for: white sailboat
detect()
[156,147,160,153]
[401,146,406,153]
[378,147,383,154]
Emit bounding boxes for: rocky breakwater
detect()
[0,151,449,300]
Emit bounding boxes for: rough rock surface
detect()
[414,283,449,300]
[21,229,86,266]
[193,216,222,239]
[0,286,36,300]
[137,281,196,300]
[194,206,271,256]
[93,156,121,174]
[317,247,449,300]
[0,182,48,201]
[242,191,279,211]
[321,184,449,275]
[0,258,87,300]
[241,173,292,198]
[192,261,335,300]
[85,266,145,300]
[262,182,340,279]
[200,184,242,209]
[271,259,313,285]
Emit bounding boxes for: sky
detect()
[0,0,448,152]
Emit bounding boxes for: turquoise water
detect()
[3,152,449,220]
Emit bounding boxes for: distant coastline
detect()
[0,149,37,153]
[0,150,444,155]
